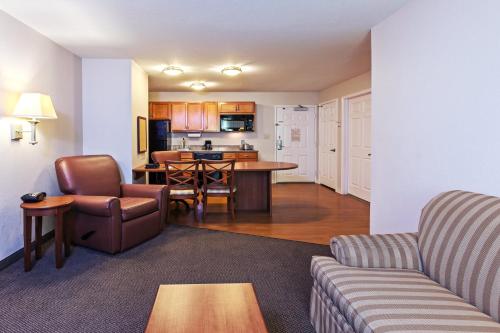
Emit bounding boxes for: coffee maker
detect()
[203,140,212,150]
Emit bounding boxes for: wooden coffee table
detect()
[145,283,268,333]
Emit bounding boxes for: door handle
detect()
[368,153,372,157]
[330,148,336,152]
[277,136,284,150]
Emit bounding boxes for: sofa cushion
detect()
[418,190,500,321]
[311,256,500,333]
[119,197,157,221]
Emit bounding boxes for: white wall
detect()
[0,12,82,261]
[82,59,148,183]
[131,62,149,169]
[149,92,319,161]
[371,0,500,234]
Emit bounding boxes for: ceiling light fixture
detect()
[190,82,206,91]
[221,66,242,76]
[163,66,184,76]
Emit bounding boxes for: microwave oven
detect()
[220,114,254,132]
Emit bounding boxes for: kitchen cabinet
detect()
[236,102,255,113]
[237,152,258,161]
[203,102,219,132]
[149,102,171,120]
[170,103,204,132]
[171,103,187,131]
[223,152,258,161]
[151,100,255,132]
[219,102,255,114]
[180,152,194,161]
[186,103,203,131]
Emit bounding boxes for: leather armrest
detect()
[68,195,120,217]
[121,184,167,200]
[121,184,168,226]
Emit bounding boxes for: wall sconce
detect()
[10,93,58,145]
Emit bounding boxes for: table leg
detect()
[64,212,71,258]
[267,171,272,216]
[55,210,64,269]
[23,213,32,272]
[35,216,43,259]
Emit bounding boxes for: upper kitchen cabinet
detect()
[219,102,255,114]
[203,102,219,132]
[149,102,171,120]
[236,102,256,113]
[171,102,188,131]
[170,102,204,132]
[186,103,203,131]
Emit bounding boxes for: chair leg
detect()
[166,198,171,223]
[226,197,231,212]
[202,194,208,221]
[193,197,198,221]
[230,196,236,220]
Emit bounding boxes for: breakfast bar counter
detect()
[132,161,298,215]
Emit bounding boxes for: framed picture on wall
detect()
[137,116,147,153]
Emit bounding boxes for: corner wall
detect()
[0,12,82,261]
[371,0,500,233]
[319,71,371,103]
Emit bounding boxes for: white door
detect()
[275,106,316,182]
[318,101,339,190]
[348,94,371,201]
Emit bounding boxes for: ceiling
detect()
[0,0,408,92]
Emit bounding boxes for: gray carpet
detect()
[0,225,330,333]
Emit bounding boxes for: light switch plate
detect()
[10,123,23,141]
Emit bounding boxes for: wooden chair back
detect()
[201,159,236,195]
[165,160,199,195]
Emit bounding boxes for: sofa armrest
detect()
[68,195,120,217]
[121,184,166,200]
[330,233,422,271]
[121,184,168,226]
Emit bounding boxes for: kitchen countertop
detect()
[174,145,258,153]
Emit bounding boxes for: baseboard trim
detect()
[0,230,55,271]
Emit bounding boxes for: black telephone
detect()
[21,192,46,203]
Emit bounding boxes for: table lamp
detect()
[11,93,58,145]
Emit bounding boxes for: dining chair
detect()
[152,151,190,211]
[201,159,237,220]
[165,160,200,221]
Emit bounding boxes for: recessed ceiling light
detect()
[163,66,184,76]
[221,66,242,76]
[190,82,206,90]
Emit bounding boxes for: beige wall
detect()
[371,0,500,233]
[131,61,149,169]
[149,91,319,162]
[319,71,371,103]
[0,12,82,261]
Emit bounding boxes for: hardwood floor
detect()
[169,183,370,245]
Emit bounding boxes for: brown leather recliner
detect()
[54,155,168,254]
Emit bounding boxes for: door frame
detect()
[317,99,340,189]
[340,89,371,195]
[273,105,318,183]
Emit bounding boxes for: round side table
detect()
[21,196,74,272]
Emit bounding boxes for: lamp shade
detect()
[13,93,57,119]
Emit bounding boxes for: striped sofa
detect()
[310,190,500,333]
